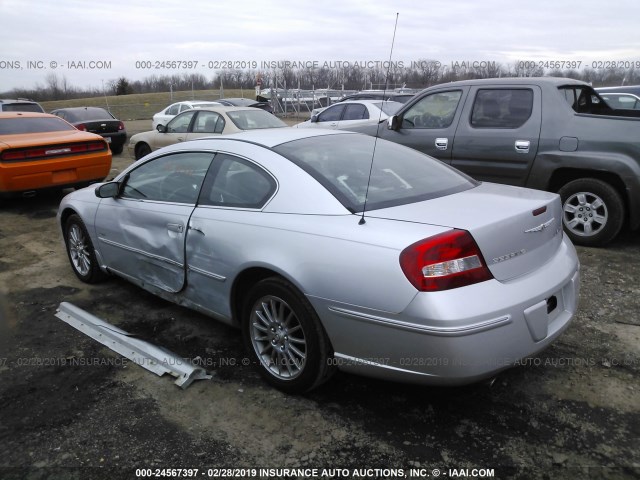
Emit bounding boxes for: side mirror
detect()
[387,115,400,131]
[157,124,167,133]
[95,181,120,198]
[310,114,319,123]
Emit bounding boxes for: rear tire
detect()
[242,277,334,394]
[558,178,624,247]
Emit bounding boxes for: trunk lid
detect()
[368,182,564,281]
[79,120,122,135]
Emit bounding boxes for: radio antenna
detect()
[359,12,399,225]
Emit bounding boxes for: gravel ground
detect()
[0,120,638,480]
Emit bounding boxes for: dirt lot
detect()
[0,121,639,480]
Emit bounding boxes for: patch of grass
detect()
[40,89,255,120]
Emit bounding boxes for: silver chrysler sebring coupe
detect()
[57,129,580,393]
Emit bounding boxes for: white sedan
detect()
[295,100,403,130]
[130,106,288,159]
[152,101,221,129]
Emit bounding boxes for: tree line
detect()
[6,60,639,101]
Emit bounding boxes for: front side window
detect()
[166,111,196,133]
[317,105,345,122]
[166,104,180,115]
[121,152,213,203]
[470,89,533,128]
[200,154,276,209]
[401,91,462,129]
[274,134,476,212]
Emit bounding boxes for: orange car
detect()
[0,112,112,196]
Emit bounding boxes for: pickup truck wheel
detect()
[242,277,334,394]
[559,178,624,247]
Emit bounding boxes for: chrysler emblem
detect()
[525,218,554,233]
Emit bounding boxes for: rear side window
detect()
[342,104,369,120]
[200,154,276,209]
[470,89,533,128]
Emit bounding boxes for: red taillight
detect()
[118,121,125,131]
[399,230,493,292]
[1,141,107,161]
[76,123,87,131]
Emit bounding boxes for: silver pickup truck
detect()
[353,77,640,247]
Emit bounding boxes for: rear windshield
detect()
[227,110,287,130]
[0,117,76,134]
[63,108,113,122]
[2,103,44,113]
[274,134,476,212]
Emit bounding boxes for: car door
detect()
[94,152,214,293]
[451,86,542,186]
[183,153,277,317]
[378,89,467,162]
[151,110,198,150]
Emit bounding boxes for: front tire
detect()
[558,178,624,247]
[242,277,334,394]
[64,214,108,283]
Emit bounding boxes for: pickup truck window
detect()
[470,89,533,128]
[401,90,462,129]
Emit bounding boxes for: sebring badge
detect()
[525,218,555,233]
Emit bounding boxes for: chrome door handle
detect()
[435,138,448,150]
[515,140,530,153]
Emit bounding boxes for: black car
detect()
[214,97,273,114]
[337,91,416,104]
[51,107,127,154]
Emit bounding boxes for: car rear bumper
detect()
[312,236,580,385]
[0,152,112,193]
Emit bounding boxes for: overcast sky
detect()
[1,0,639,91]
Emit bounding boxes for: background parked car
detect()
[51,107,127,154]
[214,97,274,114]
[0,112,111,196]
[58,129,579,393]
[152,101,221,129]
[129,106,288,159]
[296,100,403,130]
[596,85,640,111]
[0,98,45,113]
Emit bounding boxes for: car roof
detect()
[425,77,588,88]
[195,126,354,149]
[185,105,269,113]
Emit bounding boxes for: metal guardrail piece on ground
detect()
[55,302,212,389]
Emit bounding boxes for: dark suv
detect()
[0,99,45,113]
